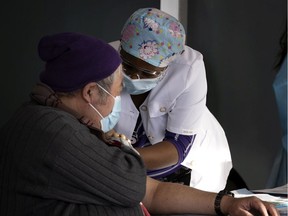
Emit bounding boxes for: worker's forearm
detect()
[136,141,179,170]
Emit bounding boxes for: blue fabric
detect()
[273,55,287,150]
[267,55,287,187]
[120,8,186,68]
[163,130,195,164]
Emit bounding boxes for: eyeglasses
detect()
[122,59,167,79]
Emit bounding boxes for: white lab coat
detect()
[112,41,232,192]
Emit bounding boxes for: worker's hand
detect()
[105,130,139,155]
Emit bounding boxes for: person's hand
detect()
[223,196,279,216]
[104,129,117,140]
[109,132,131,146]
[105,130,139,155]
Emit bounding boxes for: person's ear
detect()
[82,82,97,103]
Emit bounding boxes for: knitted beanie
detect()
[38,32,122,92]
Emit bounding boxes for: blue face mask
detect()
[89,85,121,133]
[123,73,160,95]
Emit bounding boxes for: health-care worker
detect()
[111,8,233,192]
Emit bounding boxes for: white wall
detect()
[160,0,187,34]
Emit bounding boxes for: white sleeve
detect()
[167,50,207,135]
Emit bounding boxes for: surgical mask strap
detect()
[89,103,104,119]
[96,84,116,99]
[88,84,116,119]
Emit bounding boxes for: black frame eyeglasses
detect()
[122,59,167,79]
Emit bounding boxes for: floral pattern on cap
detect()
[139,40,158,60]
[121,8,186,68]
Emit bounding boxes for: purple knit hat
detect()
[38,32,122,92]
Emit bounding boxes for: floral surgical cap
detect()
[120,8,186,68]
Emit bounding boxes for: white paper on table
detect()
[252,184,288,196]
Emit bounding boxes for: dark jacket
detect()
[0,101,146,216]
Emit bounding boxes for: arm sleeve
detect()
[147,130,196,178]
[163,130,196,164]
